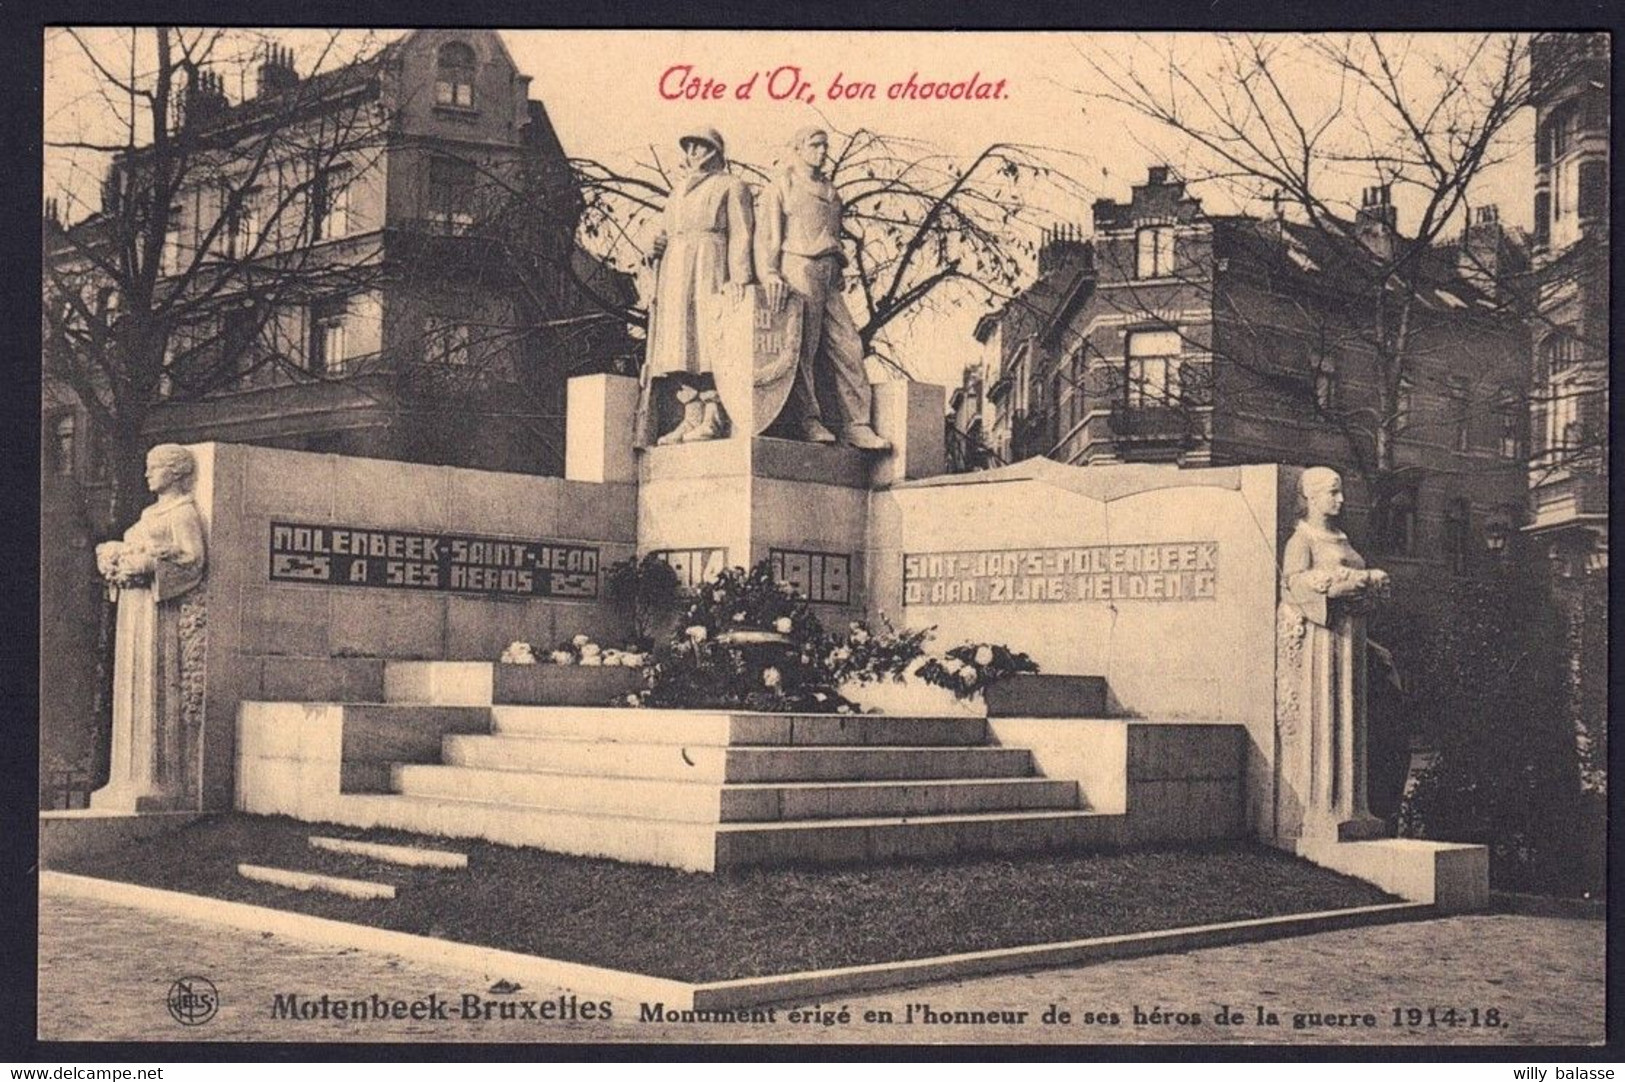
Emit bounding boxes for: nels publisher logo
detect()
[167,976,219,1026]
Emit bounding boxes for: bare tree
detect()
[563,127,1074,378]
[1077,33,1534,487]
[44,27,392,528]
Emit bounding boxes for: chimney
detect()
[1355,184,1397,260]
[256,43,299,97]
[1459,204,1507,299]
[183,66,229,128]
[43,198,60,228]
[1146,164,1172,187]
[1038,223,1092,276]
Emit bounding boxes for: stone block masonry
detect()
[180,442,639,811]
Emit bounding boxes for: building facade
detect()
[1525,31,1609,791]
[1526,32,1608,572]
[41,30,633,797]
[961,166,1533,585]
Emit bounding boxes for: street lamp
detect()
[1484,522,1508,558]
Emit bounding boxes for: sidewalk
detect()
[37,893,1604,1046]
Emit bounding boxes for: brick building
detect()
[41,30,633,795]
[959,166,1532,583]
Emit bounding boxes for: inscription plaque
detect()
[769,548,851,605]
[268,521,599,599]
[903,542,1218,606]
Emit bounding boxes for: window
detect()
[435,42,476,108]
[222,307,257,374]
[1447,378,1472,452]
[1540,331,1582,376]
[1443,498,1470,575]
[52,414,75,476]
[309,298,350,376]
[1135,226,1175,278]
[1578,160,1607,220]
[1125,329,1181,408]
[427,157,476,232]
[313,165,351,241]
[1066,349,1084,427]
[1394,378,1414,433]
[1374,482,1418,556]
[162,205,184,275]
[1311,354,1339,412]
[227,186,262,257]
[1546,377,1581,457]
[423,316,471,367]
[1496,391,1521,460]
[1547,104,1584,247]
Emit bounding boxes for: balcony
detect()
[1107,405,1197,445]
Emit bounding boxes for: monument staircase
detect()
[236,661,1121,873]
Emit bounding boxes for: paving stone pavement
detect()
[36,893,1604,1047]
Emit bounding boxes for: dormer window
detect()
[1135,225,1175,278]
[435,42,476,108]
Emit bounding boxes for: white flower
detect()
[829,646,851,664]
[602,649,622,662]
[959,665,979,686]
[974,645,994,666]
[620,653,646,668]
[836,703,852,715]
[762,667,782,688]
[572,634,590,647]
[580,655,603,667]
[500,642,536,665]
[732,612,747,622]
[550,650,574,665]
[774,616,794,634]
[580,642,601,658]
[686,625,708,643]
[624,693,642,706]
[942,658,964,675]
[813,692,828,702]
[851,627,870,645]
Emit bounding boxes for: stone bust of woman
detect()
[91,444,207,811]
[1276,466,1389,844]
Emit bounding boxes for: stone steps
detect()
[442,734,1036,783]
[489,706,990,747]
[391,763,1079,822]
[307,793,1113,873]
[238,697,1130,871]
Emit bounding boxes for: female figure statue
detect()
[640,127,757,445]
[1277,466,1389,844]
[754,127,890,451]
[91,444,207,811]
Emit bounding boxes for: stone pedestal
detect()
[565,374,640,484]
[631,375,948,621]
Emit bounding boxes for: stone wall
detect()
[869,458,1290,837]
[185,442,637,809]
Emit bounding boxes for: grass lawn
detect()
[51,814,1397,983]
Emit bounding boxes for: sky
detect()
[43,29,1537,388]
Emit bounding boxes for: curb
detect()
[41,871,695,1008]
[690,901,1434,1009]
[43,870,1434,1011]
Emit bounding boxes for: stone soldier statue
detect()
[753,127,891,451]
[639,126,757,445]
